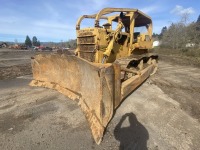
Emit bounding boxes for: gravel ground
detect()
[0,49,200,150]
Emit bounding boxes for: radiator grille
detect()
[78,35,96,62]
[79,51,95,62]
[79,44,95,52]
[78,36,95,44]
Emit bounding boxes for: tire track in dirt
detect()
[151,60,200,122]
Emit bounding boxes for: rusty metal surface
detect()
[121,64,155,100]
[76,8,154,64]
[30,53,157,144]
[30,54,121,144]
[30,8,158,145]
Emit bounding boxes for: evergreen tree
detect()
[25,35,32,47]
[197,15,200,23]
[32,36,41,46]
[32,36,38,46]
[37,40,41,46]
[158,26,167,39]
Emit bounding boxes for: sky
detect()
[0,0,199,42]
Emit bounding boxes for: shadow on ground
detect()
[114,113,149,150]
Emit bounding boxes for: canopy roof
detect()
[76,8,152,29]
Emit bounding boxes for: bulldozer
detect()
[30,8,158,144]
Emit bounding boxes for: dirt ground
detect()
[0,48,200,150]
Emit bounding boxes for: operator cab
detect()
[76,8,153,62]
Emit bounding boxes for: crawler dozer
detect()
[30,8,158,144]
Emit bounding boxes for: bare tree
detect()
[180,12,190,25]
[14,39,18,44]
[162,23,185,49]
[162,13,194,49]
[187,22,200,45]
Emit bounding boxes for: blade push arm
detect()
[102,20,124,63]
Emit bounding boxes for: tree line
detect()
[65,39,77,49]
[25,35,40,47]
[24,36,77,49]
[154,14,200,50]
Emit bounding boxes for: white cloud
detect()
[0,18,75,42]
[0,0,124,42]
[141,6,158,14]
[0,16,19,24]
[33,20,74,30]
[70,0,108,15]
[171,5,195,15]
[44,3,60,18]
[3,0,190,41]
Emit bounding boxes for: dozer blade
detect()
[30,53,121,144]
[30,53,158,144]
